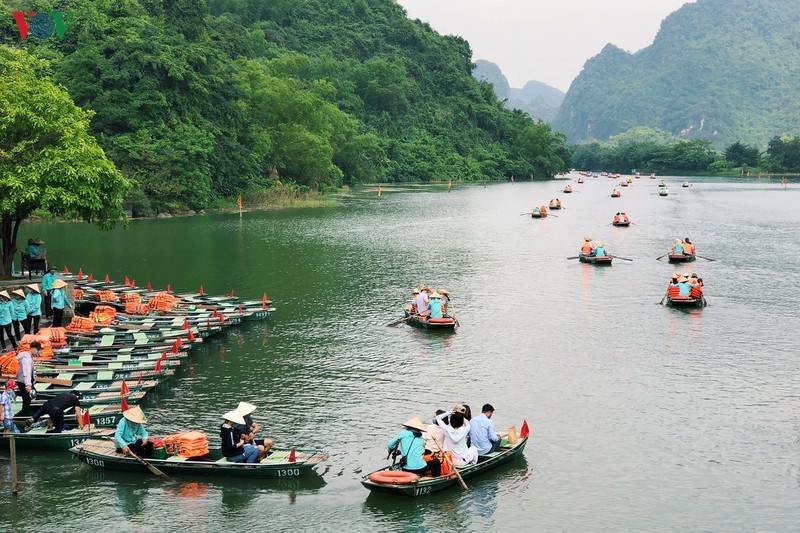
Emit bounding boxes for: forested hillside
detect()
[553,0,800,148]
[0,0,569,214]
[473,59,563,122]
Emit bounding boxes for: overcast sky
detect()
[396,0,694,92]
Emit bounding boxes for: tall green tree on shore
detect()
[0,47,131,278]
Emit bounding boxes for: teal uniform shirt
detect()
[0,301,12,326]
[26,292,42,317]
[51,288,71,310]
[42,272,57,291]
[11,298,27,321]
[114,418,148,448]
[594,246,607,257]
[428,299,443,319]
[388,430,426,471]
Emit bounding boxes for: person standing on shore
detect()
[15,341,39,416]
[24,284,42,334]
[10,289,27,339]
[42,267,58,319]
[50,279,71,328]
[0,291,17,351]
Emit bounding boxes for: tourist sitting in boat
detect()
[671,274,699,297]
[220,409,258,463]
[424,410,446,452]
[532,206,540,216]
[690,273,702,287]
[549,199,557,209]
[27,390,81,433]
[581,236,594,255]
[437,289,451,315]
[620,212,630,223]
[237,401,273,461]
[115,406,154,458]
[540,205,547,215]
[414,287,431,317]
[671,239,685,255]
[593,241,608,257]
[409,288,420,313]
[683,238,695,255]
[469,404,500,455]
[388,417,441,477]
[436,408,478,466]
[1,380,19,434]
[613,212,621,223]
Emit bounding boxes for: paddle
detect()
[519,213,532,216]
[655,253,669,261]
[659,291,668,305]
[546,214,559,218]
[566,256,580,260]
[609,255,633,261]
[386,316,411,327]
[431,435,468,491]
[127,447,171,481]
[696,254,716,262]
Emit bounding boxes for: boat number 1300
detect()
[276,468,300,477]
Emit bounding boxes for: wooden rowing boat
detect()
[530,212,547,218]
[612,220,630,227]
[19,386,147,406]
[667,254,696,263]
[0,427,114,450]
[71,439,328,479]
[579,254,613,265]
[548,204,562,210]
[12,403,126,429]
[36,367,176,384]
[665,295,706,308]
[362,436,528,497]
[658,188,669,196]
[403,309,457,331]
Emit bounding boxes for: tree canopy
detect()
[0,46,130,277]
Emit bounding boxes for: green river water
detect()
[3,174,800,531]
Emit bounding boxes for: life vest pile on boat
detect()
[89,305,117,325]
[164,430,209,457]
[118,292,141,303]
[125,302,150,315]
[93,290,116,302]
[148,292,181,311]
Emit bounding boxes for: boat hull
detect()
[579,254,613,265]
[667,254,696,263]
[1,428,114,450]
[362,437,528,497]
[666,296,706,308]
[612,221,630,227]
[403,310,457,331]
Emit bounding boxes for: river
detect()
[3,175,800,531]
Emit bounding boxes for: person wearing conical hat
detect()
[10,289,27,340]
[24,238,46,262]
[236,401,273,460]
[593,241,608,258]
[42,267,58,319]
[50,279,72,328]
[0,291,16,351]
[220,409,258,463]
[24,284,42,334]
[115,406,153,458]
[388,416,441,477]
[427,292,444,319]
[671,239,684,255]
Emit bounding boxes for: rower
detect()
[580,236,594,255]
[593,241,607,257]
[671,239,684,255]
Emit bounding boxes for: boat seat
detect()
[75,382,95,391]
[100,335,115,347]
[166,456,189,462]
[261,451,290,463]
[97,370,114,381]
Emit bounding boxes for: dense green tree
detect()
[0,47,130,278]
[724,141,761,167]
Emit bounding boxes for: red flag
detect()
[77,267,83,279]
[239,304,243,315]
[83,410,91,429]
[187,328,195,342]
[131,279,135,287]
[87,274,93,281]
[124,276,130,285]
[262,293,268,310]
[176,337,182,348]
[120,380,130,395]
[182,319,189,330]
[288,448,296,463]
[137,373,143,385]
[237,194,243,209]
[104,274,110,283]
[219,314,226,323]
[199,285,204,296]
[228,289,234,298]
[146,282,152,291]
[212,308,218,318]
[63,266,70,274]
[120,397,129,412]
[161,351,168,360]
[171,340,179,354]
[154,359,162,372]
[520,420,530,439]
[166,284,171,294]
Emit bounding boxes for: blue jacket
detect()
[51,288,71,310]
[674,243,684,254]
[0,301,12,326]
[11,298,27,321]
[388,430,426,471]
[42,273,57,292]
[115,418,148,448]
[26,292,42,317]
[678,281,697,296]
[594,246,607,257]
[428,299,443,319]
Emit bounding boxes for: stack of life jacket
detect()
[148,292,180,311]
[125,302,150,315]
[89,305,117,325]
[164,430,209,458]
[93,290,116,302]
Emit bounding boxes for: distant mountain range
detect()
[473,59,564,122]
[552,0,800,147]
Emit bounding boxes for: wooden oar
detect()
[696,254,716,262]
[655,253,669,261]
[546,213,559,218]
[609,255,633,261]
[127,447,171,481]
[431,435,467,491]
[519,213,532,216]
[386,316,411,327]
[566,256,580,260]
[659,290,668,305]
[1,374,72,387]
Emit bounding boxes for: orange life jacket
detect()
[667,285,680,297]
[613,215,620,223]
[581,242,593,254]
[690,286,703,298]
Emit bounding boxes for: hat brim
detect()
[122,407,146,424]
[402,417,427,433]
[222,410,245,425]
[236,402,257,416]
